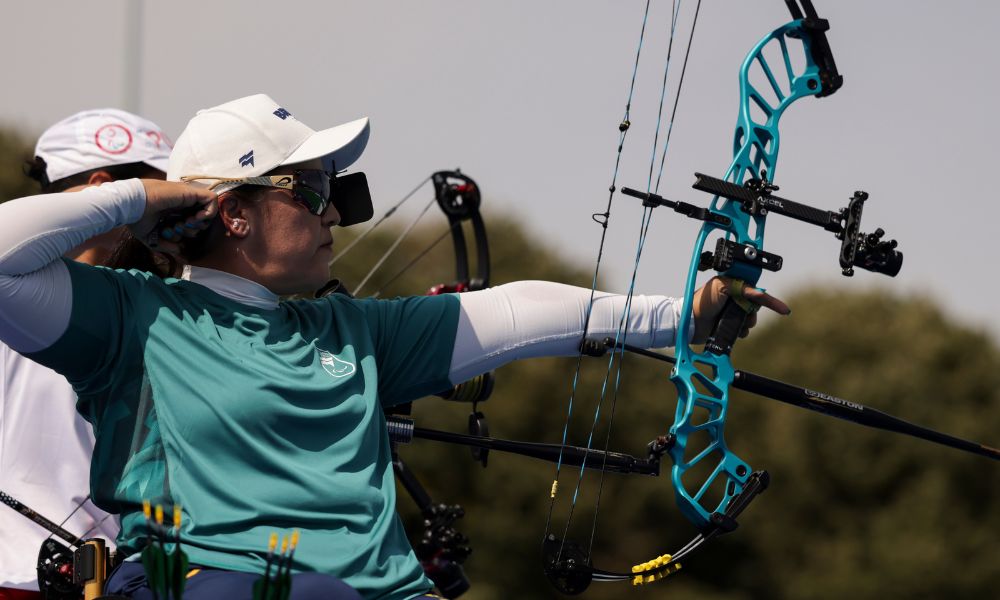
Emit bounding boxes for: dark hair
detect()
[24,156,178,277]
[104,229,180,276]
[177,186,268,262]
[24,156,162,193]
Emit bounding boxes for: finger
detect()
[740,285,791,315]
[190,196,218,222]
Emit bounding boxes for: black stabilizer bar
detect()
[598,338,1000,462]
[411,427,661,476]
[621,187,732,227]
[692,172,841,232]
[0,490,83,547]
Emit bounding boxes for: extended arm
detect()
[449,282,686,384]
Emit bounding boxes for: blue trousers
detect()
[105,561,363,599]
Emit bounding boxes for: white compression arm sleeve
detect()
[0,179,146,352]
[450,280,688,384]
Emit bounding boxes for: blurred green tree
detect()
[0,126,39,202]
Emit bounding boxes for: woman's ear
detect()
[218,193,251,238]
[86,170,115,186]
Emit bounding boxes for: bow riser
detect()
[669,17,837,529]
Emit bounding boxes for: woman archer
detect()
[0,94,788,599]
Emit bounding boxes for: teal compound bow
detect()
[538,0,977,593]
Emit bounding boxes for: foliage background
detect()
[1,128,997,599]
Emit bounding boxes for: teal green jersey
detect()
[28,259,461,600]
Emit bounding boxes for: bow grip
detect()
[703,296,754,356]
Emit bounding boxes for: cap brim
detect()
[283,117,370,172]
[142,156,170,174]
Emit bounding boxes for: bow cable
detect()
[329,174,432,266]
[581,0,704,565]
[545,0,704,574]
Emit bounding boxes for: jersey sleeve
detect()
[24,259,143,396]
[0,179,146,353]
[355,294,461,407]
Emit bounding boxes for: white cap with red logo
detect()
[34,108,172,183]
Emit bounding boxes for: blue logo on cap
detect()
[239,150,254,168]
[273,108,292,120]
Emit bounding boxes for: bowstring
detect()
[329,174,432,267]
[44,494,90,547]
[338,173,479,298]
[544,0,704,567]
[654,0,702,195]
[543,0,653,559]
[366,223,462,299]
[584,0,703,562]
[351,197,437,296]
[77,512,115,542]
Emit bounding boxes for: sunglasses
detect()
[181,169,333,215]
[181,170,374,226]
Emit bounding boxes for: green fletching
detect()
[169,544,189,600]
[141,544,167,597]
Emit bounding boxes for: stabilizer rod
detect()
[598,339,1000,462]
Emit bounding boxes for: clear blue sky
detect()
[3,1,997,340]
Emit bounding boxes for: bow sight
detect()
[622,172,903,357]
[624,173,903,285]
[690,172,902,278]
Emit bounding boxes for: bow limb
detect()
[428,171,490,294]
[342,170,489,299]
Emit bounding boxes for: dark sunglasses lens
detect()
[293,171,331,215]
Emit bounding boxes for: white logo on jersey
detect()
[318,348,356,378]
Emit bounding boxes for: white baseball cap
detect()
[34,108,172,183]
[168,94,369,185]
